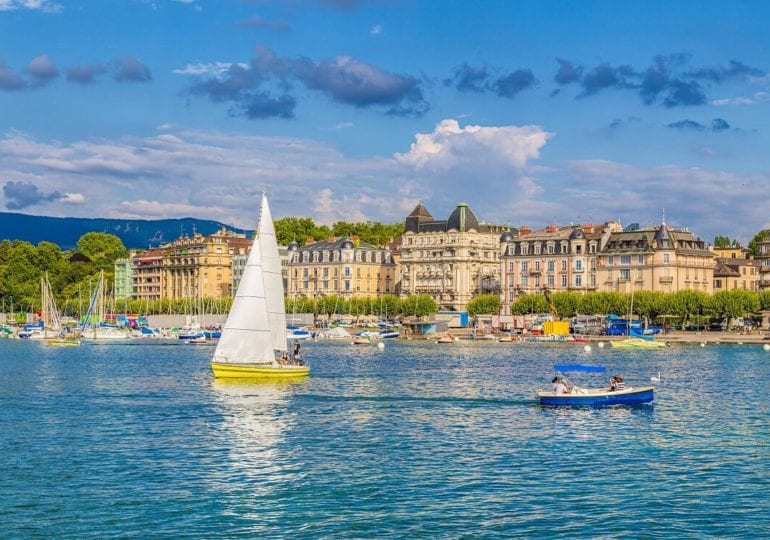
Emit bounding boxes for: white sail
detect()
[257,193,289,353]
[213,194,278,366]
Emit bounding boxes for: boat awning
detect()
[554,364,606,373]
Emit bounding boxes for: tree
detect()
[710,290,759,329]
[748,229,770,257]
[511,293,548,315]
[466,294,501,316]
[76,232,128,273]
[400,294,438,318]
[632,291,666,325]
[664,289,709,325]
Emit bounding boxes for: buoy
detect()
[597,342,605,348]
[763,344,770,351]
[583,345,591,353]
[700,342,706,347]
[738,341,743,345]
[377,342,385,350]
[454,337,460,342]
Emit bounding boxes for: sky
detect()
[2,0,770,244]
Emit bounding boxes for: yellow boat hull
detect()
[210,362,310,379]
[610,338,668,349]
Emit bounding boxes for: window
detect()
[547,274,554,287]
[608,255,614,265]
[575,259,583,271]
[620,255,631,265]
[638,255,644,264]
[535,261,541,272]
[620,269,630,281]
[561,260,567,271]
[522,261,528,272]
[561,274,567,287]
[663,253,670,264]
[344,266,352,277]
[547,260,554,272]
[575,275,582,287]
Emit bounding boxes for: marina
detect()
[2,338,769,537]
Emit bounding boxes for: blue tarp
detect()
[554,364,606,373]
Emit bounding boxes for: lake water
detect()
[1,338,769,538]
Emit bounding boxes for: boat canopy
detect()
[554,364,606,373]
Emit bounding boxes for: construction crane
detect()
[542,288,559,320]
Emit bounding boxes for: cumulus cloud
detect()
[2,180,62,209]
[395,119,552,170]
[24,54,59,87]
[554,55,766,108]
[183,46,427,118]
[445,63,536,98]
[0,60,26,90]
[711,91,770,106]
[113,56,152,82]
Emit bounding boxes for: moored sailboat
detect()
[211,193,309,379]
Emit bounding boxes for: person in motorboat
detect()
[609,375,625,391]
[552,377,570,394]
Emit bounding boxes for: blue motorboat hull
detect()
[537,387,654,406]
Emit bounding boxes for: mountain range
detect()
[0,212,251,250]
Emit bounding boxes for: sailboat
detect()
[211,193,310,379]
[610,281,668,349]
[19,273,62,340]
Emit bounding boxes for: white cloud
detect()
[61,192,84,204]
[370,24,382,35]
[172,62,247,77]
[0,0,61,12]
[395,118,553,170]
[711,91,770,106]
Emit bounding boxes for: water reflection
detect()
[209,380,304,503]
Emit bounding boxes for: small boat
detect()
[211,193,309,380]
[378,330,400,339]
[189,335,208,344]
[46,337,81,347]
[352,336,373,345]
[437,333,454,344]
[610,333,669,349]
[536,364,654,406]
[287,325,313,340]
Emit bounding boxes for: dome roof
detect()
[288,241,299,251]
[569,228,585,240]
[341,239,355,249]
[447,202,479,232]
[500,231,514,243]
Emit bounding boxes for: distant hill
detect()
[0,212,251,250]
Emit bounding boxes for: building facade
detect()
[500,222,620,314]
[113,257,134,299]
[755,237,770,290]
[162,228,252,299]
[131,248,164,301]
[399,202,508,312]
[713,257,760,291]
[596,223,714,294]
[287,238,396,298]
[232,246,291,294]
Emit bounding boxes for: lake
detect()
[1,338,769,538]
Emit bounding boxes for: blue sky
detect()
[2,0,770,244]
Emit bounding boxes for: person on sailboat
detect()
[293,341,302,364]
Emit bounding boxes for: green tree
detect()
[664,289,709,325]
[511,293,548,315]
[274,217,323,246]
[710,290,759,329]
[632,290,666,325]
[466,294,501,316]
[400,294,438,318]
[76,232,128,273]
[748,229,770,257]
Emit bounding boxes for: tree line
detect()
[274,217,404,248]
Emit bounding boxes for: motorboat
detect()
[536,364,654,406]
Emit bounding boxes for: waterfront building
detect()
[162,228,252,299]
[132,248,164,301]
[713,256,759,291]
[233,246,290,294]
[113,257,134,299]
[399,202,509,312]
[500,222,619,314]
[596,222,714,294]
[287,237,396,298]
[755,237,770,290]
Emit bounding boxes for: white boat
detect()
[286,325,313,340]
[80,271,130,340]
[211,193,309,379]
[19,274,62,339]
